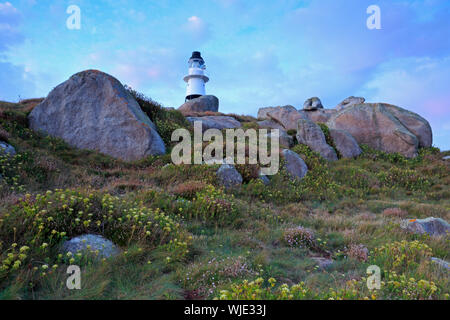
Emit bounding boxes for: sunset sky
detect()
[1,0,449,149]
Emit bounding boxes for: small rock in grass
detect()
[216,164,243,189]
[280,149,308,181]
[402,217,450,237]
[431,257,450,271]
[258,174,270,185]
[61,234,120,259]
[0,141,16,156]
[312,257,333,269]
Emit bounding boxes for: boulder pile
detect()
[257,96,432,159]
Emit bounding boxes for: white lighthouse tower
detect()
[183,51,209,101]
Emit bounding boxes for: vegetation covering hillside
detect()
[0,97,449,300]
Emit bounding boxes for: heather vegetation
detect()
[0,99,448,300]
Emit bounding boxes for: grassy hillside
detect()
[0,99,449,300]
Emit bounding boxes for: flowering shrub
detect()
[377,167,431,191]
[126,86,191,146]
[216,274,448,300]
[186,185,239,225]
[371,240,433,272]
[282,226,317,249]
[346,244,369,262]
[172,180,207,200]
[383,271,441,300]
[217,278,315,300]
[183,256,256,298]
[0,153,25,192]
[0,189,191,280]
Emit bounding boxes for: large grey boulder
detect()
[29,70,165,161]
[281,149,308,181]
[186,116,241,132]
[327,103,420,158]
[335,96,365,111]
[402,217,450,236]
[296,119,338,161]
[382,104,432,148]
[266,105,308,131]
[178,95,219,113]
[329,128,362,158]
[303,97,323,111]
[61,234,120,259]
[257,107,278,120]
[216,164,243,189]
[0,141,16,156]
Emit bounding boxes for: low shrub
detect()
[186,185,239,226]
[126,86,191,146]
[345,244,369,262]
[172,180,207,200]
[371,240,432,273]
[282,226,317,249]
[382,208,408,218]
[217,278,315,300]
[0,189,191,281]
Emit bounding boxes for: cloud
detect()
[183,16,211,42]
[360,56,450,150]
[0,61,36,101]
[0,1,23,53]
[0,2,36,101]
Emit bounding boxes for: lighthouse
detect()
[183,51,209,101]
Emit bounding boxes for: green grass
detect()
[0,100,449,300]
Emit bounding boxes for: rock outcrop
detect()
[178,95,219,113]
[281,149,308,181]
[296,119,338,161]
[257,107,278,120]
[303,97,323,111]
[257,119,285,131]
[303,109,337,124]
[29,70,166,161]
[335,96,365,111]
[327,103,423,158]
[265,105,308,131]
[382,104,432,148]
[186,116,241,132]
[329,128,362,158]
